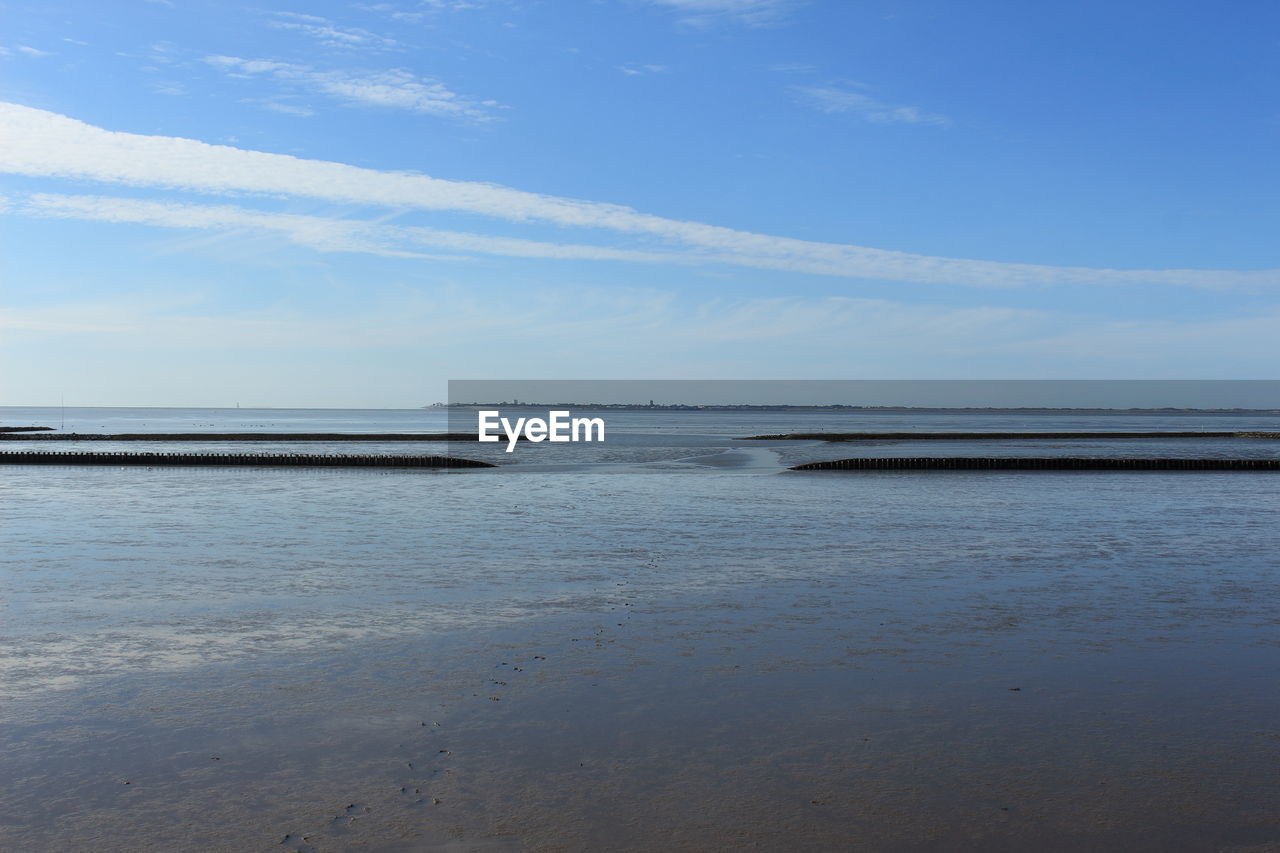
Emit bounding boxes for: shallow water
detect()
[3,407,1280,850]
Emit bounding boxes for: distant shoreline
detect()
[2,404,1278,415]
[435,404,1280,414]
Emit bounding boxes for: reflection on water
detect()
[2,408,1280,850]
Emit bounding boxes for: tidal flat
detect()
[3,408,1280,851]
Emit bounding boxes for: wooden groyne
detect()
[791,457,1280,471]
[744,431,1280,441]
[0,432,481,442]
[13,430,1280,443]
[0,451,495,468]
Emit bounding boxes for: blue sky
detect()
[1,0,1277,407]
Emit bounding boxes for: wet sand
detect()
[3,444,1280,851]
[5,588,1279,852]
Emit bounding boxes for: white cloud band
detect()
[1,102,1275,290]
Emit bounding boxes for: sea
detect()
[2,406,1279,851]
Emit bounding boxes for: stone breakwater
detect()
[0,451,495,468]
[791,457,1280,471]
[0,432,481,441]
[745,431,1280,441]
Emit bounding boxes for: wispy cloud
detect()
[266,11,398,50]
[11,45,51,57]
[356,1,482,23]
[0,102,1275,291]
[768,62,817,74]
[257,101,316,117]
[147,40,179,60]
[793,85,950,125]
[649,0,798,27]
[7,193,699,265]
[8,289,1280,383]
[0,290,1040,354]
[356,3,428,24]
[618,63,669,76]
[204,56,500,120]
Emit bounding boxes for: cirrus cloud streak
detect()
[1,102,1276,290]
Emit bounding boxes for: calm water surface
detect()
[2,407,1279,851]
